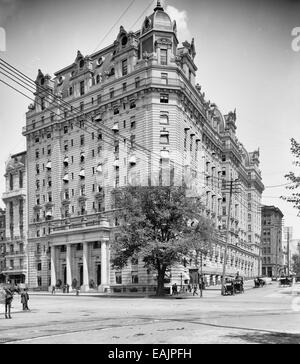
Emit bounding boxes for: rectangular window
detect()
[122,82,127,92]
[115,272,122,284]
[110,88,114,99]
[160,49,167,65]
[131,271,139,284]
[135,77,140,88]
[80,102,84,111]
[160,94,169,103]
[80,135,85,146]
[122,59,128,76]
[160,112,169,125]
[161,73,168,85]
[19,171,23,188]
[160,132,169,144]
[130,100,136,109]
[80,81,85,96]
[130,117,136,129]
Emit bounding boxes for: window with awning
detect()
[96,164,103,173]
[160,150,170,160]
[46,161,52,169]
[46,210,52,218]
[80,152,85,163]
[129,155,136,165]
[79,169,85,178]
[63,174,69,182]
[113,159,119,167]
[112,122,119,132]
[63,156,69,165]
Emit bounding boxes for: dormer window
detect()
[121,35,128,47]
[112,122,119,132]
[122,59,128,76]
[160,49,167,65]
[79,169,85,179]
[80,81,85,96]
[79,59,84,68]
[58,76,64,86]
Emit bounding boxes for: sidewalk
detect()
[27,280,256,299]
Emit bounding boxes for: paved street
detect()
[0,283,300,344]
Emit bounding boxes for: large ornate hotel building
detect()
[1,152,28,285]
[21,2,264,292]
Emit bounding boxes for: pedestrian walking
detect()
[66,284,70,294]
[51,285,56,295]
[21,289,30,311]
[172,283,178,296]
[193,285,198,296]
[4,286,14,319]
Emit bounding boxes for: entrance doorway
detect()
[63,265,67,285]
[79,264,83,286]
[96,264,101,285]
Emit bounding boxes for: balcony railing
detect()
[2,188,26,200]
[51,210,116,233]
[2,265,26,273]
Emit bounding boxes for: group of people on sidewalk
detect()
[0,281,30,319]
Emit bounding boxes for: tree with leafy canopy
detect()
[111,185,216,296]
[283,138,300,211]
[291,243,300,277]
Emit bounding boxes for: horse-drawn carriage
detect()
[254,277,265,288]
[223,277,244,295]
[279,276,293,287]
[234,278,244,294]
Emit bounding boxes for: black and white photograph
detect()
[0,0,300,349]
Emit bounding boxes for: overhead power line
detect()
[92,0,137,53]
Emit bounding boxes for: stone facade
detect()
[1,152,28,285]
[261,205,284,278]
[22,2,264,292]
[0,207,6,281]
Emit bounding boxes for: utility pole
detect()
[221,179,234,296]
[287,228,290,276]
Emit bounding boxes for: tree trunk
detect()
[156,266,167,296]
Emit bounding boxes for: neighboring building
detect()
[0,207,6,282]
[22,2,264,292]
[1,152,28,285]
[261,206,284,278]
[282,226,299,275]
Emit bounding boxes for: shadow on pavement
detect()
[225,331,300,344]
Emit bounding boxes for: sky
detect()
[0,0,299,237]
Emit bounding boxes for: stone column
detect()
[66,244,73,289]
[82,242,89,291]
[101,241,108,291]
[50,245,56,288]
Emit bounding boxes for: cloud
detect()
[166,5,191,42]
